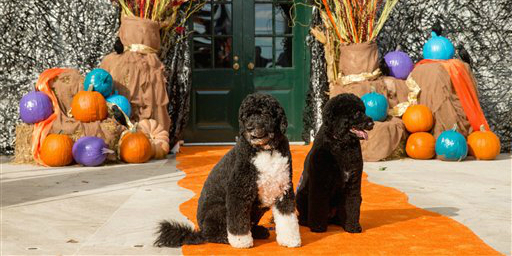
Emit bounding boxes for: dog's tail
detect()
[154,220,204,247]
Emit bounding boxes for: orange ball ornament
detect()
[40,134,74,166]
[119,130,153,163]
[71,84,108,123]
[402,104,434,133]
[406,132,436,159]
[468,125,501,160]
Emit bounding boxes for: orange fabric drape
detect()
[31,68,69,166]
[417,59,490,132]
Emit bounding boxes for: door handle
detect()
[248,62,255,70]
[233,63,240,70]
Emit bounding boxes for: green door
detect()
[184,0,310,143]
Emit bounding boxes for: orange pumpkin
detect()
[406,132,436,159]
[119,130,153,163]
[40,134,74,166]
[137,119,170,159]
[468,125,501,160]
[402,104,434,133]
[71,84,107,122]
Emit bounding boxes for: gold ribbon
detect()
[124,44,158,54]
[340,68,382,86]
[390,75,421,117]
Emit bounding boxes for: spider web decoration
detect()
[305,1,512,152]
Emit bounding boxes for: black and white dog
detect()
[296,93,374,233]
[155,93,301,248]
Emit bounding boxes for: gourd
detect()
[83,68,113,98]
[467,125,501,160]
[19,91,53,124]
[406,132,436,160]
[106,91,132,117]
[384,50,414,80]
[40,134,74,167]
[402,104,434,133]
[72,136,114,166]
[71,83,108,122]
[423,31,455,60]
[361,90,388,122]
[435,125,468,161]
[138,119,170,159]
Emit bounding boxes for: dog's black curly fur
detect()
[155,93,297,248]
[296,93,374,233]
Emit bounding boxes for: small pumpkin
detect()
[402,104,434,133]
[138,119,170,159]
[361,90,388,122]
[423,31,455,60]
[406,132,436,160]
[40,134,74,167]
[84,68,113,98]
[468,125,501,160]
[72,136,114,166]
[435,125,468,161]
[106,91,132,117]
[119,129,153,163]
[71,83,108,122]
[19,91,54,124]
[384,50,414,80]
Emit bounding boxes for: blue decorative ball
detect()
[423,31,455,60]
[435,127,468,161]
[84,68,113,98]
[361,92,388,122]
[106,92,132,117]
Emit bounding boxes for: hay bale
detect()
[13,123,36,164]
[384,133,408,161]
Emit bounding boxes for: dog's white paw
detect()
[273,205,301,248]
[228,231,253,248]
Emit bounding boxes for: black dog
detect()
[155,93,301,248]
[296,93,374,233]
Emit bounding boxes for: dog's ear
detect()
[274,102,288,134]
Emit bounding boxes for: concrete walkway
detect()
[1,152,511,255]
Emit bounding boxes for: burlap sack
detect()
[361,117,406,162]
[411,63,472,138]
[49,69,125,156]
[338,41,379,76]
[100,16,171,133]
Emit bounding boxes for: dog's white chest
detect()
[252,151,290,207]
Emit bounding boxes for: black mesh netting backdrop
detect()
[1,0,511,154]
[303,1,512,152]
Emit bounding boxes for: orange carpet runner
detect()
[176,146,499,255]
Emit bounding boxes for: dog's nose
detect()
[366,121,374,130]
[251,128,266,138]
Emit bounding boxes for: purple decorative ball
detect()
[19,91,53,123]
[384,50,414,80]
[72,136,109,167]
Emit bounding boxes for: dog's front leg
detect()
[273,185,301,247]
[226,167,256,248]
[342,170,363,233]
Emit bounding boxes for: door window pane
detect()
[214,37,232,68]
[194,37,212,68]
[275,36,292,67]
[213,4,232,35]
[255,37,273,68]
[255,4,272,35]
[193,4,212,35]
[275,3,293,35]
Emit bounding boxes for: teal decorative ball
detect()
[423,31,455,60]
[435,127,468,161]
[361,92,388,122]
[106,92,131,117]
[84,68,113,98]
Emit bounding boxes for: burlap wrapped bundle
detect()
[100,16,171,134]
[411,62,473,138]
[330,42,409,162]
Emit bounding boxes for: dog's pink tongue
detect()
[351,128,369,140]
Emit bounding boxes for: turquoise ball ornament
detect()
[84,68,113,98]
[361,92,388,122]
[435,126,468,161]
[106,91,132,117]
[423,31,455,60]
